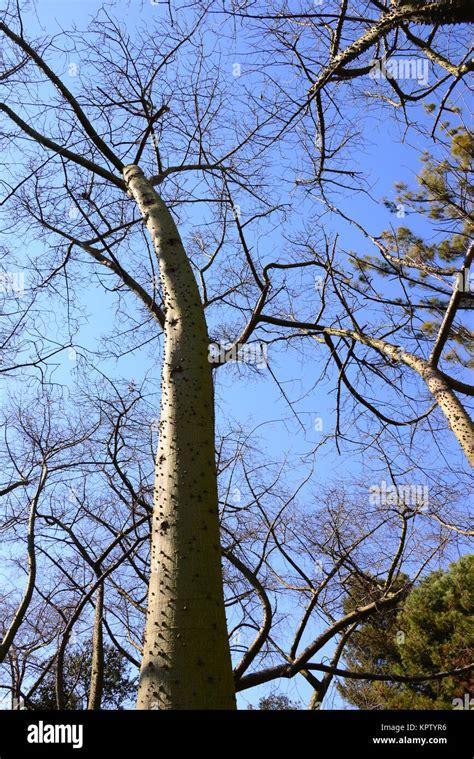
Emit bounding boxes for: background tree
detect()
[338,555,474,709]
[381,114,473,369]
[253,108,474,464]
[248,693,301,710]
[30,642,136,710]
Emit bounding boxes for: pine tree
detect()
[381,113,474,369]
[337,557,474,709]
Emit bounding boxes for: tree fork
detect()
[123,165,236,710]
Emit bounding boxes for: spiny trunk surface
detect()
[403,353,474,468]
[124,165,236,709]
[87,582,104,710]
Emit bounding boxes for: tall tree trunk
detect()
[124,165,236,709]
[87,580,104,710]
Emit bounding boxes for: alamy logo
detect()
[0,271,25,295]
[27,721,83,750]
[369,57,429,86]
[452,693,474,710]
[369,480,429,508]
[208,341,268,368]
[454,270,474,293]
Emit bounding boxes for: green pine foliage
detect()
[337,556,474,709]
[377,112,474,365]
